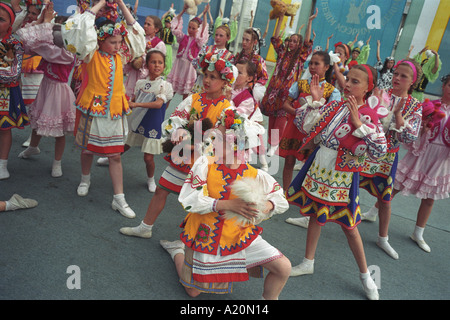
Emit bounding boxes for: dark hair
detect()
[55,15,69,24]
[442,74,450,85]
[236,59,257,80]
[145,50,166,66]
[147,15,163,38]
[311,51,332,83]
[380,57,395,75]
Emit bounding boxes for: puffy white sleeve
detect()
[157,81,174,104]
[161,94,193,138]
[255,170,289,217]
[125,20,146,60]
[60,10,98,62]
[178,156,215,214]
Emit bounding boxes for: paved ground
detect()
[1,92,449,304]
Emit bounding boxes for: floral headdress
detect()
[77,0,119,22]
[97,21,127,41]
[25,0,43,9]
[199,52,237,86]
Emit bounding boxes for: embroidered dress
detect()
[286,98,387,229]
[279,78,340,160]
[360,91,422,202]
[178,156,288,293]
[61,10,145,155]
[125,76,173,154]
[17,22,76,137]
[394,100,450,200]
[191,45,234,93]
[167,16,209,95]
[0,34,27,130]
[260,36,312,117]
[159,93,232,193]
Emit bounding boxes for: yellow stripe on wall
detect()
[425,0,450,51]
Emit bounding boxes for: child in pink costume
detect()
[167,3,209,99]
[393,74,450,252]
[17,3,76,178]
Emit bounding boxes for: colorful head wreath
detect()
[77,0,118,22]
[25,0,43,8]
[199,52,237,85]
[97,21,127,41]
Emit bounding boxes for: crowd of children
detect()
[0,0,448,301]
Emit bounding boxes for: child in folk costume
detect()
[392,75,450,253]
[360,59,423,260]
[191,24,234,93]
[17,3,76,178]
[234,28,269,103]
[123,15,165,101]
[286,65,387,300]
[330,42,351,93]
[160,9,175,77]
[59,0,145,218]
[125,49,173,193]
[231,59,267,170]
[280,51,340,191]
[167,3,209,100]
[374,40,395,91]
[11,0,44,106]
[160,110,291,299]
[0,2,28,180]
[260,9,316,156]
[119,52,237,239]
[10,0,44,147]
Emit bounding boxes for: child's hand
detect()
[220,198,259,220]
[346,95,363,129]
[310,74,324,101]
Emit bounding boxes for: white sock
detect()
[113,193,125,202]
[139,221,153,231]
[53,159,61,166]
[80,174,90,183]
[302,257,314,265]
[377,235,399,259]
[360,271,377,289]
[0,159,7,167]
[413,225,425,241]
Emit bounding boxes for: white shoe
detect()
[77,181,90,196]
[290,261,314,277]
[360,274,379,300]
[51,164,63,177]
[377,237,399,260]
[96,157,109,166]
[285,217,310,229]
[410,234,431,253]
[120,223,153,238]
[0,165,9,180]
[361,206,378,222]
[18,147,40,159]
[147,179,156,193]
[112,197,136,218]
[8,194,38,209]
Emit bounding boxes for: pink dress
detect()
[167,16,208,95]
[394,100,450,200]
[17,23,76,137]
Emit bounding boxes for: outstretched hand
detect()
[310,74,324,102]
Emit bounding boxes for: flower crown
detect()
[25,0,43,8]
[199,52,236,85]
[97,21,127,41]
